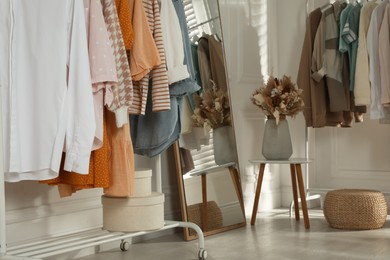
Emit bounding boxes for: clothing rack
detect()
[302,0,390,199]
[0,154,206,259]
[188,16,219,31]
[0,120,206,259]
[288,0,333,215]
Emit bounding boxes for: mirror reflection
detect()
[174,0,246,240]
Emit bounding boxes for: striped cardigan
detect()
[129,0,170,115]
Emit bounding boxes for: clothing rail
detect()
[306,0,340,16]
[188,16,219,31]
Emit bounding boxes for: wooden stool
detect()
[249,158,312,229]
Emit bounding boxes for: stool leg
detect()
[229,167,246,219]
[251,163,266,225]
[201,174,208,231]
[295,164,310,229]
[290,164,300,221]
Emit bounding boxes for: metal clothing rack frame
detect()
[0,155,207,259]
[288,0,331,215]
[1,1,215,257]
[0,101,206,259]
[297,0,390,212]
[0,150,207,259]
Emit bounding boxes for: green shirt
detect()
[342,3,362,91]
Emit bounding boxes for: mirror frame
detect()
[173,0,246,241]
[173,143,246,241]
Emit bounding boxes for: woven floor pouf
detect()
[323,189,388,230]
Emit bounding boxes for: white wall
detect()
[218,0,309,214]
[220,0,390,216]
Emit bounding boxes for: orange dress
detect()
[115,0,134,50]
[40,112,111,197]
[41,108,135,198]
[103,109,135,197]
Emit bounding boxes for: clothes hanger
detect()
[213,33,221,42]
[191,33,200,43]
[321,3,333,12]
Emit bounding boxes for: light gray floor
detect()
[77,209,390,260]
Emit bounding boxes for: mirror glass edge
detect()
[175,0,246,241]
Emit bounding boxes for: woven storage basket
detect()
[187,201,223,235]
[323,189,387,230]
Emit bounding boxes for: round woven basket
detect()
[187,201,223,235]
[323,189,388,230]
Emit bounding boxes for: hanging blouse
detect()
[341,3,362,91]
[84,0,118,150]
[129,0,171,115]
[101,0,134,127]
[0,0,96,182]
[128,0,161,81]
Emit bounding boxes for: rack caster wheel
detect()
[120,240,130,251]
[198,249,207,260]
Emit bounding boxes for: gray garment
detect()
[341,3,362,91]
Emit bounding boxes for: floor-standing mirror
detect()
[173,0,246,241]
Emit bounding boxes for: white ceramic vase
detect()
[261,118,293,160]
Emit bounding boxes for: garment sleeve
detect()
[64,0,96,174]
[311,14,327,82]
[150,0,170,112]
[367,9,384,119]
[342,11,358,45]
[101,0,134,127]
[129,0,161,81]
[160,0,190,84]
[88,0,118,86]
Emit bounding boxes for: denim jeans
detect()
[130,83,183,157]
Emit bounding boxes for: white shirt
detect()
[160,0,190,84]
[379,4,390,106]
[0,0,96,182]
[367,1,390,119]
